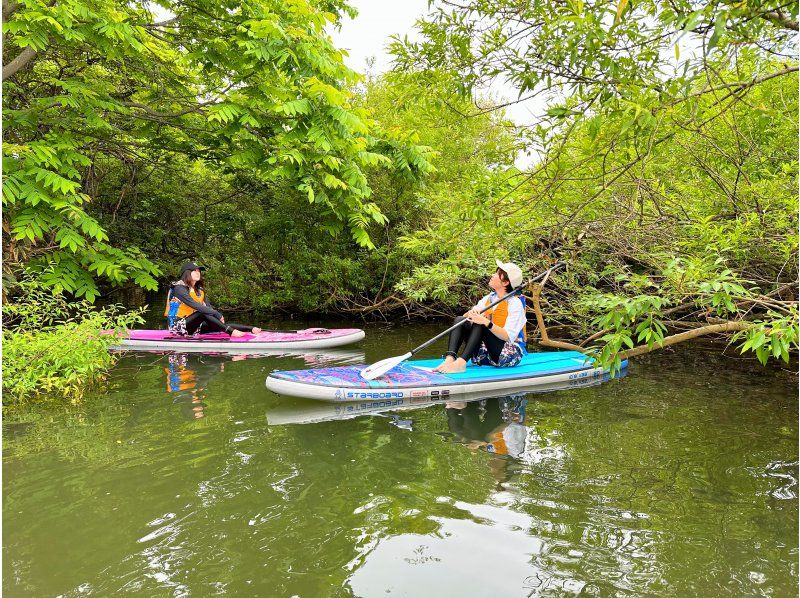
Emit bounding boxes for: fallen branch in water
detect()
[526,280,767,362]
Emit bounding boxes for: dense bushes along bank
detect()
[2,276,144,406]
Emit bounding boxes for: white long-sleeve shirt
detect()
[472,293,527,344]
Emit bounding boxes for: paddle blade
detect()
[360,352,412,380]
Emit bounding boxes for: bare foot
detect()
[251,327,262,334]
[230,329,246,338]
[437,358,467,374]
[433,355,455,372]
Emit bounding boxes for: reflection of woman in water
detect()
[485,397,528,459]
[446,396,528,453]
[445,396,530,484]
[164,353,223,420]
[446,399,504,448]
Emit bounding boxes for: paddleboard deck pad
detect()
[266,351,625,401]
[110,328,365,352]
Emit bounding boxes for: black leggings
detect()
[447,316,505,363]
[183,312,256,335]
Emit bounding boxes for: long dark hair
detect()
[181,269,204,291]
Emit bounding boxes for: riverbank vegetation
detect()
[2,274,144,405]
[3,0,797,402]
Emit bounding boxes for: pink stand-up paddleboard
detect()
[109,328,365,353]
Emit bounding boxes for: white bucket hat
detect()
[495,259,523,288]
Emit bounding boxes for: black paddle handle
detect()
[409,262,565,357]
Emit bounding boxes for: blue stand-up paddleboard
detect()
[266,350,626,401]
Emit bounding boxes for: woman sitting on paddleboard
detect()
[434,260,526,374]
[164,262,262,338]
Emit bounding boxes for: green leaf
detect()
[707,11,727,53]
[683,10,705,31]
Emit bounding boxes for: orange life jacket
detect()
[487,430,509,455]
[165,364,197,393]
[482,293,527,348]
[164,286,205,321]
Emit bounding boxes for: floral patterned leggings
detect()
[445,316,523,367]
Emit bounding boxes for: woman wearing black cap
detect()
[164,262,262,337]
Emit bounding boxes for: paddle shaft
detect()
[407,263,564,358]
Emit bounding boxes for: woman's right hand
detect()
[465,309,490,326]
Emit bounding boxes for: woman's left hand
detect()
[465,309,490,326]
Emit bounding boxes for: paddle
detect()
[360,262,566,380]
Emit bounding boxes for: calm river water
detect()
[3,319,798,596]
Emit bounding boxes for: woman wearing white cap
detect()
[434,260,527,374]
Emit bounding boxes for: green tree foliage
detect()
[388,1,797,365]
[392,0,797,119]
[2,0,432,299]
[352,70,524,312]
[78,70,511,314]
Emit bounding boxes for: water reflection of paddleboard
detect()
[266,372,619,426]
[200,348,366,363]
[130,348,365,365]
[266,351,625,402]
[110,328,365,353]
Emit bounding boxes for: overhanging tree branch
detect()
[761,10,799,30]
[526,279,781,363]
[2,0,19,20]
[3,46,38,81]
[617,322,753,359]
[685,66,800,100]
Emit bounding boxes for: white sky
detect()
[329,0,431,76]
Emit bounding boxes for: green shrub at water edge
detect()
[2,276,145,406]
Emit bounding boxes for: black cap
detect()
[180,262,206,275]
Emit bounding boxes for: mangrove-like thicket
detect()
[3,0,798,402]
